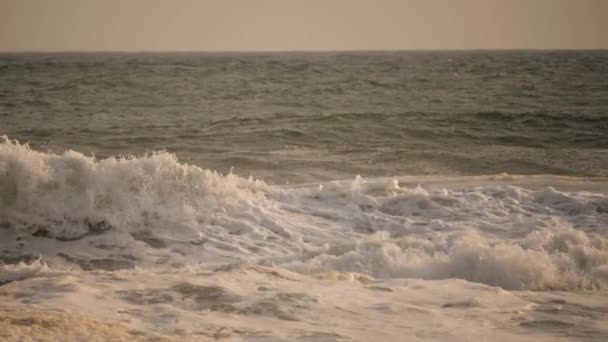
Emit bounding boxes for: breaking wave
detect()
[1,137,608,291]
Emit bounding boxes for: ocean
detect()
[1,51,607,341]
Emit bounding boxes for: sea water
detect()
[1,51,607,341]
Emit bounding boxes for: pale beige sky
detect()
[1,0,606,51]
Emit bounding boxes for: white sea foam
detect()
[0,136,271,238]
[1,137,608,291]
[2,138,608,340]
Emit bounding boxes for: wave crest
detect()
[0,137,271,240]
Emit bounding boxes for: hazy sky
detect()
[1,0,607,51]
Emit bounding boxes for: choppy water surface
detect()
[2,51,607,182]
[1,51,608,341]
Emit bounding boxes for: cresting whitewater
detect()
[1,51,608,341]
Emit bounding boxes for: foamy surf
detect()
[1,138,608,340]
